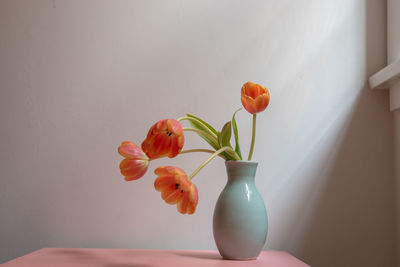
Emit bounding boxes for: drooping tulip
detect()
[154,166,198,215]
[118,141,149,181]
[240,82,270,114]
[141,119,184,160]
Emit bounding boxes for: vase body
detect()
[213,161,268,260]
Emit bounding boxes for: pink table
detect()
[1,248,309,267]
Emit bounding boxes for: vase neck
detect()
[225,161,258,183]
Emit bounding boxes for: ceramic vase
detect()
[213,160,268,260]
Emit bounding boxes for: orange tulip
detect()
[142,119,184,160]
[118,141,149,181]
[154,166,198,215]
[241,82,270,114]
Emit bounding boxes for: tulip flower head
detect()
[154,166,199,215]
[142,119,184,160]
[118,141,149,181]
[241,82,270,114]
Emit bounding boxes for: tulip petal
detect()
[154,175,175,191]
[186,202,196,215]
[120,159,148,180]
[255,94,268,113]
[165,190,184,204]
[189,184,199,204]
[161,184,176,200]
[177,194,189,214]
[118,141,148,160]
[241,95,257,114]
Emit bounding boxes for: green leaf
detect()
[232,108,242,160]
[216,131,221,142]
[218,122,239,161]
[186,114,219,150]
[218,121,232,148]
[195,132,220,151]
[187,114,218,135]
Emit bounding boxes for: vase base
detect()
[222,256,258,261]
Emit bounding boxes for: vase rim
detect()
[225,160,258,166]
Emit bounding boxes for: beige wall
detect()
[0,0,395,266]
[388,0,400,63]
[389,0,400,264]
[395,110,400,266]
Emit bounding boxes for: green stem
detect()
[188,146,239,180]
[248,114,257,161]
[180,149,225,159]
[150,148,224,160]
[180,149,216,155]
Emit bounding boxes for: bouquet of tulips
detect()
[118,82,270,215]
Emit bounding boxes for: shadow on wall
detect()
[295,86,395,267]
[293,1,396,266]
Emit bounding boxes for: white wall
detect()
[0,0,395,266]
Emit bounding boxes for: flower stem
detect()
[151,148,224,160]
[188,146,239,180]
[248,114,257,161]
[180,149,216,155]
[180,149,225,159]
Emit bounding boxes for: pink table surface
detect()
[1,248,310,267]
